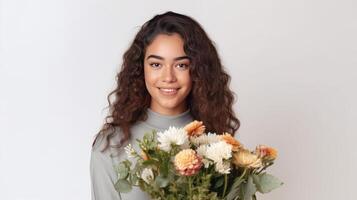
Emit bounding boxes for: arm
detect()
[90,137,121,200]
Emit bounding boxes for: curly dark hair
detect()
[93,11,240,152]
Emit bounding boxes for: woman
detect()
[90,11,240,200]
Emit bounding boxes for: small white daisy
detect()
[141,168,154,184]
[124,143,136,158]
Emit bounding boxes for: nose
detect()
[161,65,177,83]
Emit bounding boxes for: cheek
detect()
[144,67,156,86]
[181,72,192,88]
[145,73,162,97]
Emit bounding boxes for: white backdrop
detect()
[1,0,356,199]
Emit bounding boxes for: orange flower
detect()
[174,149,202,176]
[255,145,278,161]
[219,133,242,152]
[232,149,262,168]
[184,120,206,137]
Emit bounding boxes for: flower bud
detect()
[255,145,278,161]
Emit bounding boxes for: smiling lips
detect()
[158,87,179,95]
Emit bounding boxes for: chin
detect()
[160,102,180,109]
[156,100,186,110]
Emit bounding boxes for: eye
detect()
[176,63,189,70]
[150,63,161,68]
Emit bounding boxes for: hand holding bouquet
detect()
[115,121,283,200]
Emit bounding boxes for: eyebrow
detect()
[146,54,191,61]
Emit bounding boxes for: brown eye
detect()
[176,63,189,70]
[150,63,161,68]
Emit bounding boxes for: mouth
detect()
[158,87,180,95]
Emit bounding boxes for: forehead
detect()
[145,33,187,60]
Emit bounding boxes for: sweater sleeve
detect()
[90,135,121,200]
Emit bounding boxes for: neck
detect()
[143,108,193,131]
[149,104,188,116]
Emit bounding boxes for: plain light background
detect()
[1,0,356,199]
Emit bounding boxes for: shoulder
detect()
[90,126,128,172]
[92,126,124,154]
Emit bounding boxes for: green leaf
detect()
[213,177,224,189]
[130,173,139,185]
[252,173,283,193]
[114,179,132,193]
[240,176,256,200]
[115,163,129,179]
[155,174,170,188]
[122,159,132,167]
[159,160,170,176]
[142,159,157,166]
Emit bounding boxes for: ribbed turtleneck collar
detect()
[143,108,194,131]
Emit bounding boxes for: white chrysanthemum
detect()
[141,168,154,184]
[215,161,231,174]
[196,145,207,157]
[196,145,212,168]
[202,158,213,168]
[157,126,189,152]
[190,132,220,146]
[124,144,136,158]
[206,141,232,164]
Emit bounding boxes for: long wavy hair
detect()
[93,11,240,152]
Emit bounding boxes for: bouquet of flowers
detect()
[114,121,283,200]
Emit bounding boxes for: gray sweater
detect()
[90,108,194,200]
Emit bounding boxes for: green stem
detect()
[238,169,248,184]
[222,174,228,198]
[257,162,272,174]
[188,176,193,200]
[174,181,178,199]
[223,170,247,200]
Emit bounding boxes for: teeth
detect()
[160,88,177,92]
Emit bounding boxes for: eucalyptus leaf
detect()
[252,173,283,193]
[114,179,132,193]
[155,174,170,188]
[116,163,129,179]
[122,159,132,168]
[240,176,256,200]
[130,173,139,185]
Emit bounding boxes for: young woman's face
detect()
[144,33,192,115]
